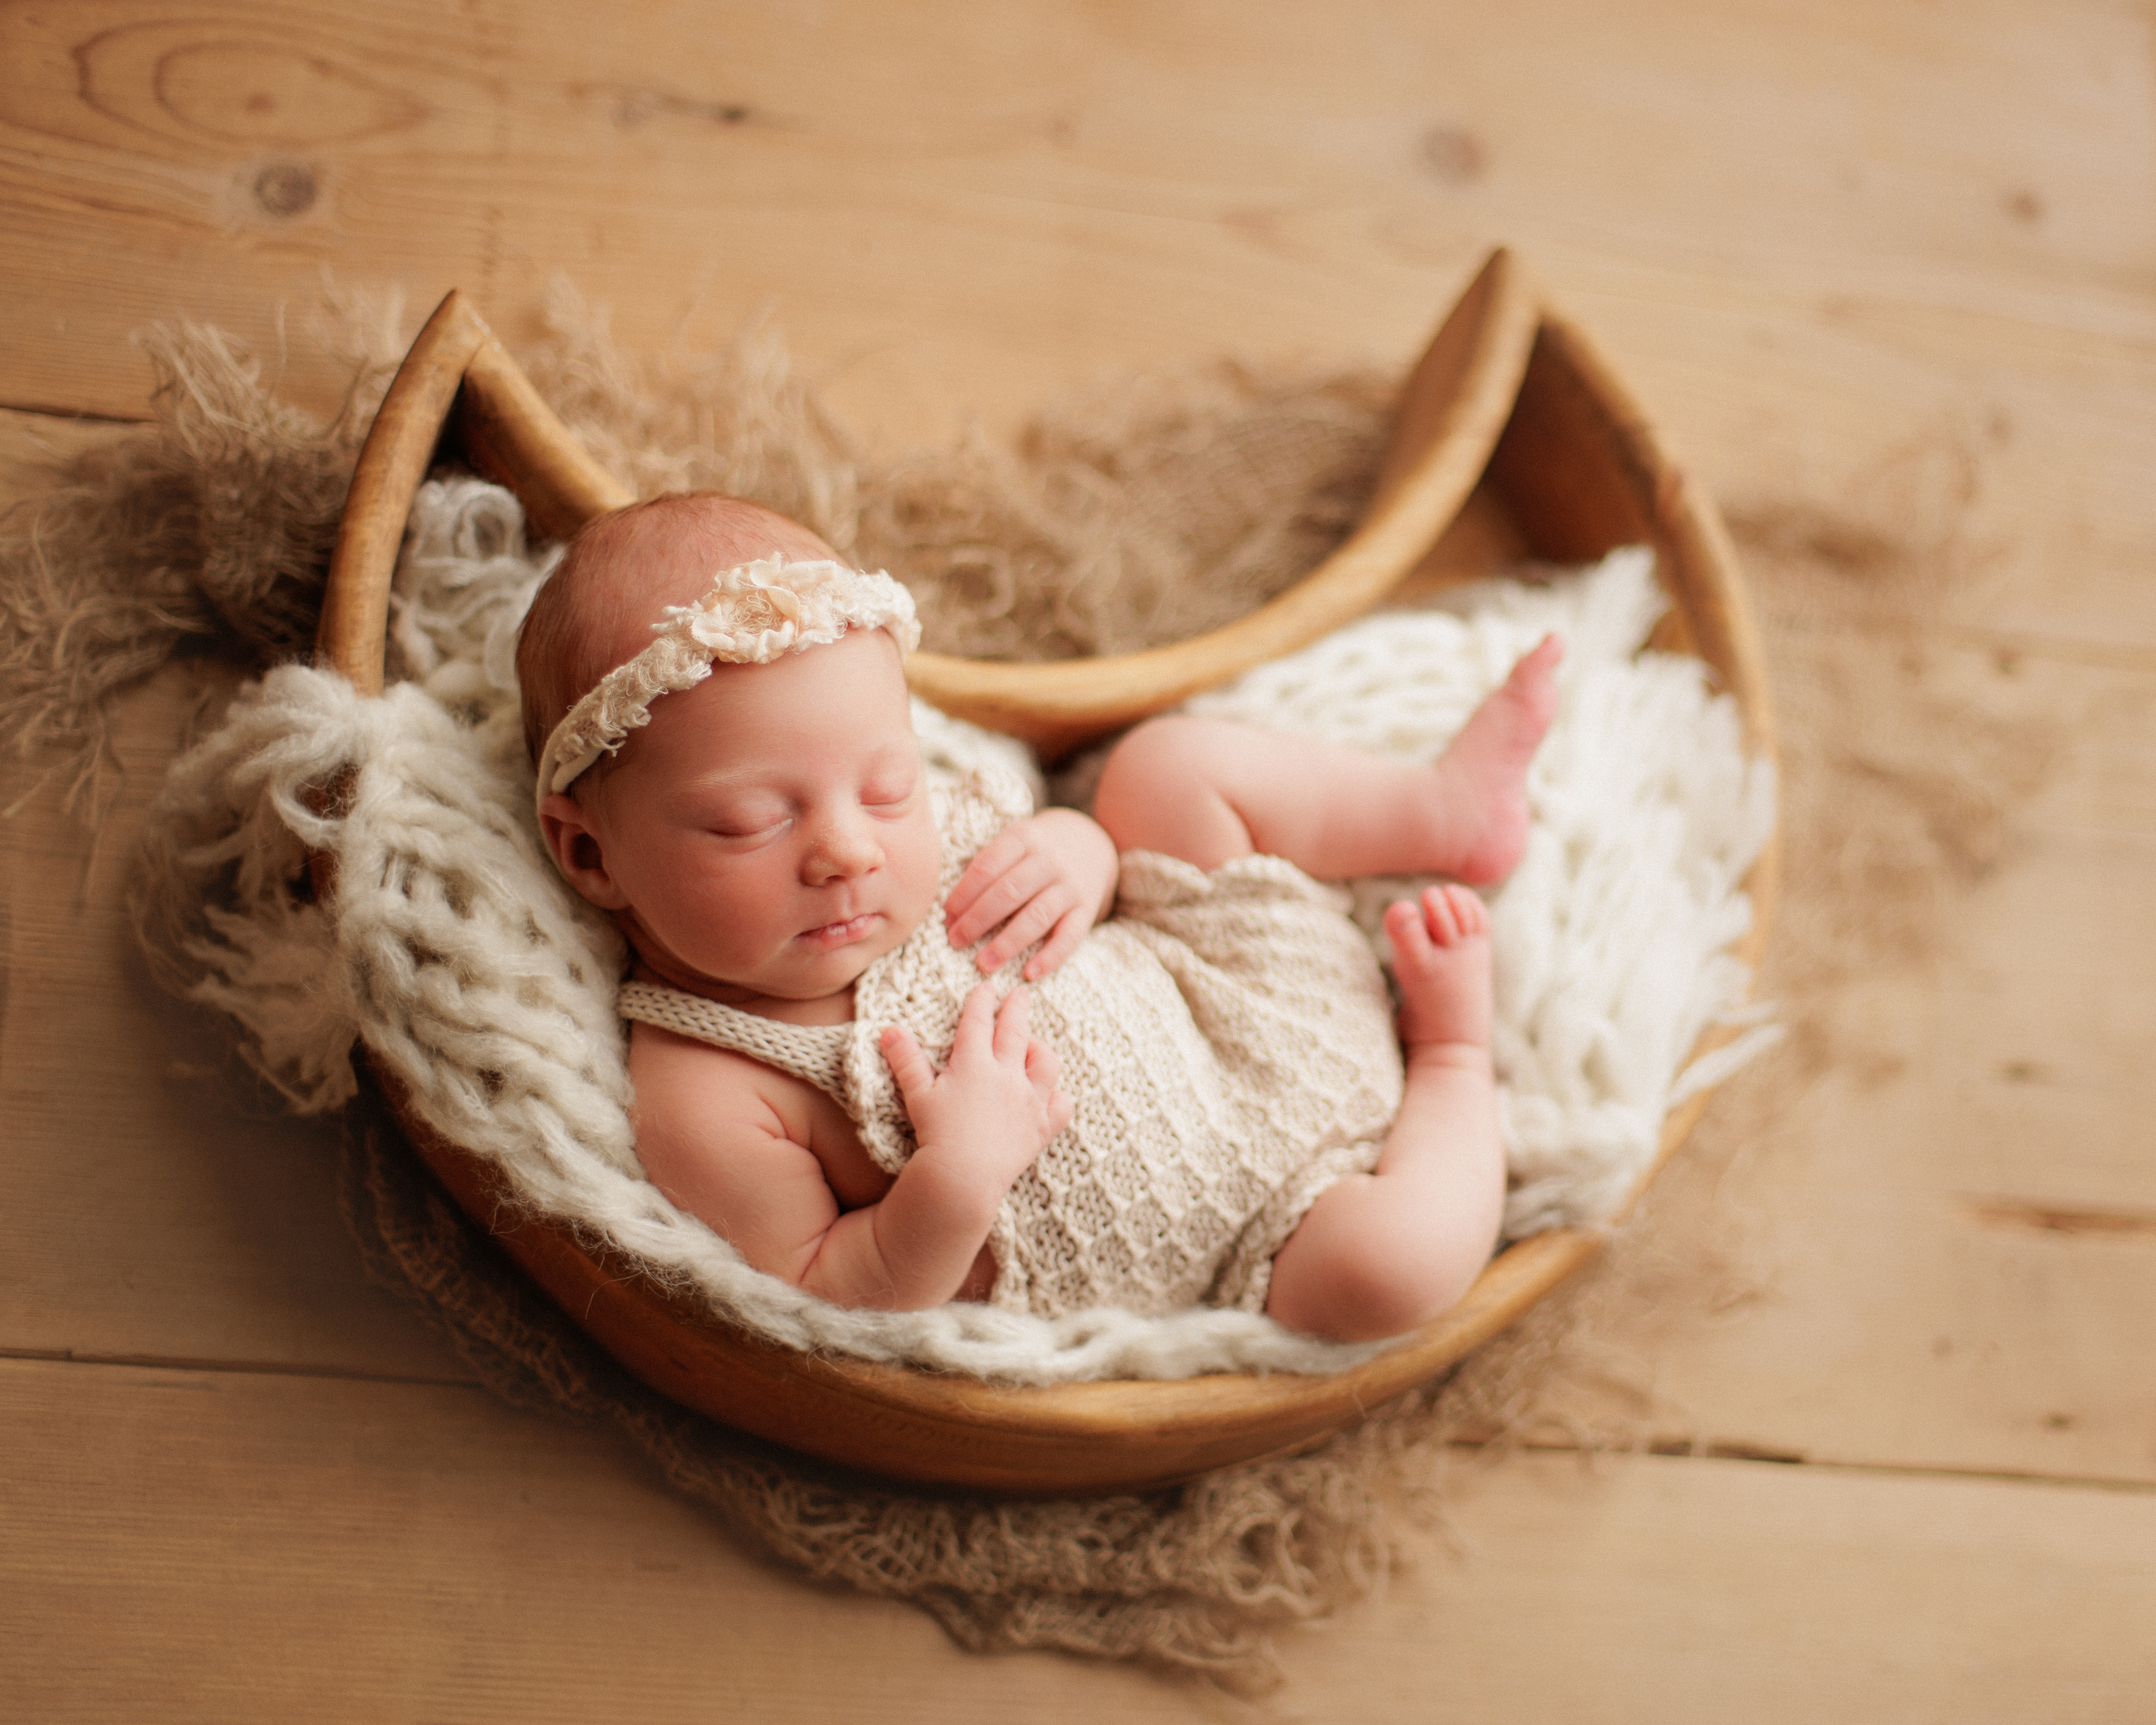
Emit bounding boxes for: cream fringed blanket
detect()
[5,306,1781,1685]
[144,473,1773,1381]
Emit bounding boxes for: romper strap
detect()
[617,980,850,1096]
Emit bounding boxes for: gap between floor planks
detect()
[5,412,2154,1487]
[6,1354,2154,1725]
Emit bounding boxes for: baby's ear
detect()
[538,790,632,910]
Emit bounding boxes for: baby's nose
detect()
[805,807,882,879]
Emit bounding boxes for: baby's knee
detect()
[1093,715,1219,849]
[1269,1219,1484,1341]
[1327,1252,1466,1341]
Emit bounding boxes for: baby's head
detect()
[520,493,942,1006]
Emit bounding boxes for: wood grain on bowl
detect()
[313,248,1776,1494]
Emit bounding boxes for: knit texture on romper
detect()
[620,758,1402,1317]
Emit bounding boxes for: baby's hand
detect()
[880,982,1073,1191]
[944,808,1119,979]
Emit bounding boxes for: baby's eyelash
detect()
[713,813,788,838]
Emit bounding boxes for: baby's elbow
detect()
[1092,715,1212,851]
[793,1221,974,1313]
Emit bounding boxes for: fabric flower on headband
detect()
[535,556,921,806]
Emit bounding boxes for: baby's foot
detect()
[1430,633,1562,884]
[1387,884,1494,1052]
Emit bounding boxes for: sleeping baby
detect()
[518,493,1560,1342]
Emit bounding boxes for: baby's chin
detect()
[622,925,898,1008]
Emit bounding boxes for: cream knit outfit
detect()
[618,758,1404,1318]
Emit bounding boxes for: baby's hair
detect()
[517,491,838,772]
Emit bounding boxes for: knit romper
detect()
[618,759,1404,1318]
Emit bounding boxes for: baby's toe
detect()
[1421,883,1490,946]
[1420,885,1464,945]
[1387,897,1432,963]
[1446,883,1490,939]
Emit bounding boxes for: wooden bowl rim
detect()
[313,253,1778,1492]
[322,250,1545,751]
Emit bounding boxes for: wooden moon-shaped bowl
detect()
[316,249,1777,1495]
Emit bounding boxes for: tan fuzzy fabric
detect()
[0,318,393,815]
[335,1069,1546,1688]
[4,302,1496,1689]
[517,278,1393,665]
[0,293,2050,1690]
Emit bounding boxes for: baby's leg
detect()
[1093,636,1560,882]
[1264,885,1506,1340]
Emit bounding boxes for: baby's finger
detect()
[879,1026,934,1103]
[949,861,1056,949]
[945,840,1048,943]
[1045,1085,1074,1140]
[942,830,1026,925]
[1024,1035,1060,1094]
[978,885,1071,972]
[1023,906,1091,981]
[949,978,1001,1060]
[991,983,1033,1059]
[949,871,1030,949]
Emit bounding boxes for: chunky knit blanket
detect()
[144,475,1775,1384]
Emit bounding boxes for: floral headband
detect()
[534,555,921,810]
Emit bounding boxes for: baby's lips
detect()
[798,909,878,948]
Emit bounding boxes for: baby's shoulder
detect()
[626,1019,888,1205]
[628,1018,821,1138]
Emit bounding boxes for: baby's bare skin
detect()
[545,624,1060,1310]
[1089,642,1559,1339]
[1265,885,1506,1337]
[523,492,1560,1339]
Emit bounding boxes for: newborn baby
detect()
[518,493,1559,1342]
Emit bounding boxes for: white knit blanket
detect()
[153,478,1775,1384]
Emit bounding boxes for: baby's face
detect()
[571,627,942,1005]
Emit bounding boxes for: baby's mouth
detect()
[799,911,878,950]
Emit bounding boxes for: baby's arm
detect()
[633,984,1070,1309]
[944,808,1119,978]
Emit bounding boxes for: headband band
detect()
[534,555,921,809]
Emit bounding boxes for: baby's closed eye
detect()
[860,774,920,813]
[706,799,791,839]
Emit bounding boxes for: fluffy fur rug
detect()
[3,292,1801,1686]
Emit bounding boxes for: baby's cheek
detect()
[895,816,944,932]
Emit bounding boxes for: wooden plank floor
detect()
[4,3,2152,1718]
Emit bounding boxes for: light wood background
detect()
[4,3,2153,1719]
